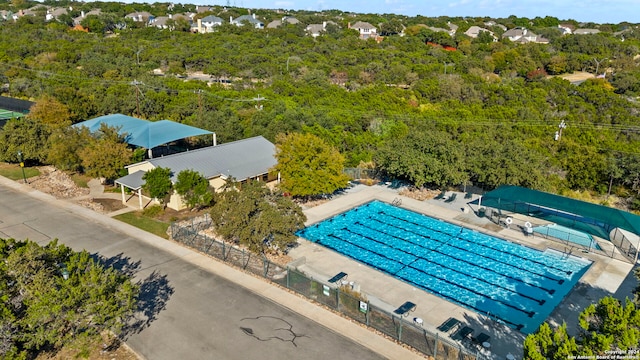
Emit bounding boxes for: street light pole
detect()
[17,150,27,183]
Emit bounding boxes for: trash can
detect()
[478,207,486,217]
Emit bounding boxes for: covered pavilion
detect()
[73,114,216,157]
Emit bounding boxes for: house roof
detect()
[135,136,276,182]
[73,114,213,149]
[201,15,222,23]
[351,21,376,30]
[115,170,146,190]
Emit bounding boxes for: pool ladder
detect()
[392,197,402,206]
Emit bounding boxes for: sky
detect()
[218,0,639,24]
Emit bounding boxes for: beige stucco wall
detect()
[127,162,155,174]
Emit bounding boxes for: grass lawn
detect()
[113,212,170,239]
[69,172,92,188]
[0,162,40,181]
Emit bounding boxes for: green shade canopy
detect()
[475,185,640,238]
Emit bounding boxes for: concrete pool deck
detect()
[288,183,638,359]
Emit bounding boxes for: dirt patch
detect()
[36,333,140,360]
[92,198,127,213]
[399,187,440,201]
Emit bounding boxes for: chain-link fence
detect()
[170,219,481,360]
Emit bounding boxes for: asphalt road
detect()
[0,182,387,360]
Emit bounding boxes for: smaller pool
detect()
[533,224,601,250]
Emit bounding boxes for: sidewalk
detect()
[0,175,424,360]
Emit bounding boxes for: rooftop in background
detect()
[73,113,214,152]
[0,96,34,114]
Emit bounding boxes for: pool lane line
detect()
[345,226,550,305]
[376,210,573,277]
[353,221,557,297]
[369,216,566,286]
[323,232,530,330]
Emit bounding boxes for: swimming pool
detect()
[533,223,602,251]
[297,200,591,334]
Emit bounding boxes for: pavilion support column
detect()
[138,189,143,209]
[120,184,126,204]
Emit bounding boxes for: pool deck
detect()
[288,184,638,359]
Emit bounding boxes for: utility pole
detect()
[195,89,203,122]
[130,80,142,118]
[555,120,567,141]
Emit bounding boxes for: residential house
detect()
[558,24,573,35]
[192,15,223,33]
[45,7,68,22]
[464,25,496,40]
[126,11,152,24]
[349,21,377,39]
[306,21,337,37]
[195,5,213,13]
[230,14,264,29]
[73,9,101,25]
[484,21,507,31]
[266,16,300,29]
[502,27,548,43]
[0,10,18,21]
[574,28,600,35]
[117,136,279,210]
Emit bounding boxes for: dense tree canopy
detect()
[209,180,306,254]
[0,238,138,359]
[524,296,640,358]
[274,132,350,197]
[0,1,639,207]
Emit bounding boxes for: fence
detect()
[610,228,639,263]
[170,219,481,360]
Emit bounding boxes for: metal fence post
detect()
[336,287,340,311]
[286,268,290,288]
[397,316,403,341]
[365,301,370,326]
[434,331,438,359]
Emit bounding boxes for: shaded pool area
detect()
[533,223,602,251]
[297,200,592,334]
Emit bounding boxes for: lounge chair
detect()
[445,193,457,203]
[434,190,446,200]
[464,191,473,199]
[473,332,490,345]
[437,317,461,333]
[328,272,348,284]
[394,301,417,316]
[451,326,474,341]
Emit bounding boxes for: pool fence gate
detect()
[170,217,483,360]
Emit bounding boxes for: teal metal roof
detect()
[477,185,640,237]
[74,114,213,149]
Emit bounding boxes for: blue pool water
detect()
[298,200,591,334]
[533,224,602,251]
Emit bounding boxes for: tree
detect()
[174,169,212,210]
[209,180,306,254]
[27,95,73,129]
[0,117,51,164]
[524,296,640,357]
[0,238,138,359]
[79,124,132,181]
[273,132,350,198]
[47,125,92,172]
[142,167,173,207]
[375,130,468,189]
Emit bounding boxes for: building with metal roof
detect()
[73,114,215,157]
[115,136,278,210]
